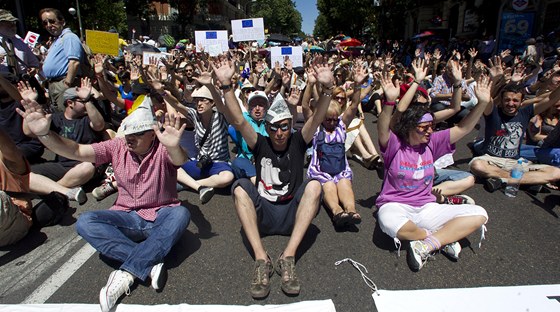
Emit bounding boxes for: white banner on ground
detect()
[373,284,560,312]
[270,46,303,68]
[194,30,228,55]
[0,300,336,312]
[231,18,265,42]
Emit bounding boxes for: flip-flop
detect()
[332,211,351,227]
[348,212,362,225]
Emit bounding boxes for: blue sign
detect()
[242,20,253,28]
[281,47,292,55]
[498,12,534,54]
[206,32,217,39]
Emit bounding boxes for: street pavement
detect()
[1,112,559,311]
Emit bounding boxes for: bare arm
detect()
[153,113,188,166]
[378,71,399,150]
[533,84,560,116]
[433,60,463,122]
[65,59,80,85]
[0,129,27,175]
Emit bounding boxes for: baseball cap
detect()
[248,91,268,106]
[0,10,18,22]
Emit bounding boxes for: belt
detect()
[46,76,65,83]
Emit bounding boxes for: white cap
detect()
[248,91,268,106]
[265,93,292,124]
[191,86,213,101]
[119,97,156,135]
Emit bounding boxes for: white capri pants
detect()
[378,202,488,239]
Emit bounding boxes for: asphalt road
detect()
[1,113,559,311]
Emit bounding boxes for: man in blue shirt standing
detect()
[39,8,83,112]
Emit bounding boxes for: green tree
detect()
[251,0,301,35]
[315,0,376,39]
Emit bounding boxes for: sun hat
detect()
[191,86,213,101]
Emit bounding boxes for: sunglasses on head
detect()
[42,18,57,26]
[267,122,290,132]
[416,123,434,133]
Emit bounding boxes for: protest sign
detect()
[231,18,265,42]
[270,46,303,68]
[23,31,40,48]
[142,51,172,66]
[194,30,229,55]
[85,30,119,56]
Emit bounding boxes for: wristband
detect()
[384,101,396,106]
[453,83,462,88]
[412,79,421,85]
[219,84,231,90]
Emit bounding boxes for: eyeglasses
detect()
[267,122,290,132]
[185,69,194,72]
[416,123,434,133]
[334,96,346,101]
[42,18,58,26]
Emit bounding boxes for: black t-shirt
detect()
[483,104,534,159]
[252,131,307,203]
[0,99,44,161]
[50,113,101,165]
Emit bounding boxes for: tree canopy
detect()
[250,0,302,36]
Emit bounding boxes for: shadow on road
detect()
[0,229,48,267]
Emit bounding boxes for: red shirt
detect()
[92,138,180,221]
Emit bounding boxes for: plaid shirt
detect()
[92,138,180,221]
[429,74,474,106]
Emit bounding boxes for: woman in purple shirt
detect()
[375,58,490,272]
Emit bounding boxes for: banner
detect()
[497,12,534,55]
[142,51,172,66]
[231,18,265,42]
[85,30,119,56]
[194,30,229,56]
[270,46,303,68]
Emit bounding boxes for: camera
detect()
[196,155,213,169]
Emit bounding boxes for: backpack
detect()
[316,125,346,175]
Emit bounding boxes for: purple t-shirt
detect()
[376,129,454,208]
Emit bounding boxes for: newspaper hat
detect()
[0,10,18,22]
[119,97,156,135]
[191,86,213,101]
[265,93,292,124]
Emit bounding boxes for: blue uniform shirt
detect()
[42,28,82,79]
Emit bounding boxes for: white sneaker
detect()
[407,240,430,272]
[199,187,215,204]
[93,182,117,201]
[99,270,134,312]
[442,241,462,261]
[150,263,167,290]
[66,187,87,205]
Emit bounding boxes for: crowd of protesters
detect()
[2,6,560,311]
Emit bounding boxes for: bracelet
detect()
[384,101,396,106]
[412,79,421,85]
[219,84,231,90]
[321,91,333,97]
[453,83,462,88]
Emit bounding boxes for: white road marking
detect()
[22,241,95,303]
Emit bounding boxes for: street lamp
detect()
[68,0,84,41]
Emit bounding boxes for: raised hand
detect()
[380,71,399,101]
[281,69,291,86]
[17,80,38,102]
[16,99,52,136]
[448,59,463,84]
[284,56,293,71]
[433,49,442,61]
[411,58,428,82]
[76,77,93,99]
[352,59,368,84]
[130,66,140,81]
[468,47,478,59]
[311,56,334,88]
[500,49,511,59]
[153,113,186,148]
[286,87,301,107]
[92,54,105,75]
[474,74,493,104]
[511,65,526,83]
[210,57,235,86]
[414,48,421,58]
[488,56,504,80]
[305,66,317,85]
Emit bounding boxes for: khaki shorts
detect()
[469,154,549,172]
[0,191,32,247]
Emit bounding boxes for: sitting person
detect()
[22,81,105,204]
[376,67,490,272]
[469,82,560,192]
[307,60,367,227]
[219,56,333,298]
[18,98,191,312]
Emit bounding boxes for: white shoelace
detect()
[334,258,379,296]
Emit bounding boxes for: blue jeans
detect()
[76,206,190,281]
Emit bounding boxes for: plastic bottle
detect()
[505,159,524,197]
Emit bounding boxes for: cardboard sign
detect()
[23,31,40,48]
[194,30,229,55]
[270,46,303,68]
[231,18,265,42]
[85,30,119,56]
[142,51,172,66]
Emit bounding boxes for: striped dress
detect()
[307,118,353,184]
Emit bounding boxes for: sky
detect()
[294,0,318,35]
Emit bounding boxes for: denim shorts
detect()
[181,160,233,180]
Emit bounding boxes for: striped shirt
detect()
[429,75,474,106]
[91,138,180,222]
[185,107,230,162]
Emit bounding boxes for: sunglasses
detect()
[267,122,290,132]
[416,123,434,133]
[42,18,58,26]
[334,96,346,101]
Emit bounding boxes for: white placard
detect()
[195,30,229,55]
[231,18,265,42]
[270,46,303,68]
[23,31,40,48]
[142,51,172,65]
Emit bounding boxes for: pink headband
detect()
[418,113,433,123]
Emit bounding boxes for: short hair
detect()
[393,104,433,141]
[500,84,524,100]
[39,8,65,23]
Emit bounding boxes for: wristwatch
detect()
[219,84,231,91]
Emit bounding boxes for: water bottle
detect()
[505,159,524,197]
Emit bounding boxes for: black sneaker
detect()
[484,178,504,193]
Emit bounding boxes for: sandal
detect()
[363,155,381,170]
[348,212,362,225]
[332,211,351,227]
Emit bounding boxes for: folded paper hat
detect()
[265,93,292,124]
[119,97,156,135]
[191,86,213,101]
